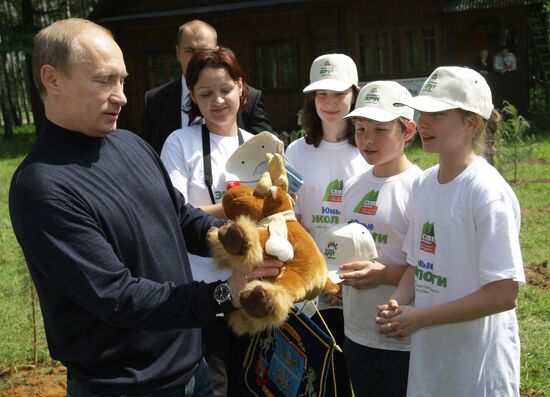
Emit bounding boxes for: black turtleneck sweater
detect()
[9,119,225,394]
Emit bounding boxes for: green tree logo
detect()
[353,190,379,215]
[420,221,436,253]
[323,179,344,202]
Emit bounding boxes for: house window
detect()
[357,30,391,78]
[256,41,299,89]
[401,26,438,73]
[146,52,181,89]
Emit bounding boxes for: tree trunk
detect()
[21,0,44,133]
[5,53,22,126]
[0,53,14,138]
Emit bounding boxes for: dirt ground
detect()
[0,362,66,397]
[0,264,548,397]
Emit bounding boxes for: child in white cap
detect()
[285,54,369,396]
[376,66,525,397]
[338,81,421,397]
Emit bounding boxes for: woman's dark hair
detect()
[185,47,249,121]
[301,87,360,147]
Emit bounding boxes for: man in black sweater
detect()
[9,18,279,396]
[141,19,273,154]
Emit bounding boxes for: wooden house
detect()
[92,0,545,135]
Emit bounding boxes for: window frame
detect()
[146,50,181,89]
[356,28,393,80]
[255,40,300,91]
[399,24,440,76]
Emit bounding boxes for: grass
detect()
[0,126,549,395]
[0,127,50,369]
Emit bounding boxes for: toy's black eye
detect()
[241,161,245,164]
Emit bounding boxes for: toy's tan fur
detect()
[207,216,263,273]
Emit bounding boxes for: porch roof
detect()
[444,0,542,12]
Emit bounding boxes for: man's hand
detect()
[323,290,342,306]
[227,259,283,308]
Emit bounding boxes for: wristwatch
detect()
[214,281,236,313]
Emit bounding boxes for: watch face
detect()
[214,282,231,303]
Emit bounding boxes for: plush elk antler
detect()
[254,153,288,196]
[266,153,289,192]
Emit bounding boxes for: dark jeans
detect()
[344,337,409,397]
[66,358,213,397]
[202,316,250,397]
[311,309,352,396]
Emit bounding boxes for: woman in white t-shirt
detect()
[376,67,525,397]
[160,47,254,397]
[285,53,369,396]
[339,81,421,396]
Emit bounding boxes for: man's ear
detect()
[40,64,60,95]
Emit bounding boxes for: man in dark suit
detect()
[142,19,272,154]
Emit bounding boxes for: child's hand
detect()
[323,290,343,306]
[376,299,401,320]
[375,299,403,338]
[376,301,422,339]
[339,260,385,289]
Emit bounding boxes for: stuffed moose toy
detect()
[207,153,339,335]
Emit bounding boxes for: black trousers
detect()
[202,317,251,397]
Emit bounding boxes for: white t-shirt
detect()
[161,124,254,283]
[285,137,370,310]
[340,165,422,352]
[404,157,524,397]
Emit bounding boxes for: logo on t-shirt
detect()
[323,179,344,202]
[323,241,338,260]
[420,221,436,254]
[353,190,379,215]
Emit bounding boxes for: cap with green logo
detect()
[303,53,358,93]
[345,81,414,122]
[393,66,493,120]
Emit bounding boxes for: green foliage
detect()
[496,101,535,182]
[278,129,305,149]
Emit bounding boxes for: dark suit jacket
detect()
[142,78,272,154]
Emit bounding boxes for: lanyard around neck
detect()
[201,124,244,205]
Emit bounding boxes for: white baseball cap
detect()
[394,66,493,120]
[345,81,414,122]
[303,54,358,93]
[224,131,304,193]
[319,223,378,284]
[225,131,284,183]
